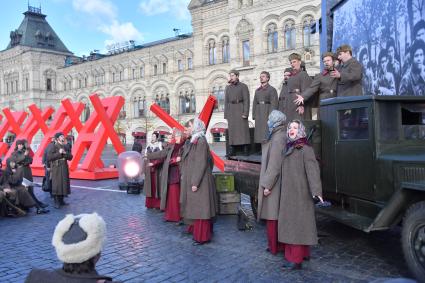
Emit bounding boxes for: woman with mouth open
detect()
[278,119,323,270]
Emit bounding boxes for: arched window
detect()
[133,96,146,118]
[222,37,230,63]
[212,86,225,112]
[303,16,314,47]
[163,62,167,74]
[81,99,90,122]
[154,65,158,76]
[154,87,170,114]
[284,20,296,50]
[178,84,196,114]
[267,23,278,53]
[208,39,217,65]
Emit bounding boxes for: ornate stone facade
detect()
[0,0,321,144]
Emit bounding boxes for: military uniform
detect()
[337,58,363,97]
[252,84,278,143]
[282,70,313,121]
[224,81,250,146]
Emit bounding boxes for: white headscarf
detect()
[190,118,206,143]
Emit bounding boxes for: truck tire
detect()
[402,201,425,282]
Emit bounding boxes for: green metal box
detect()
[214,173,235,193]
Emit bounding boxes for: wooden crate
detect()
[219,202,239,215]
[218,192,241,203]
[214,173,235,193]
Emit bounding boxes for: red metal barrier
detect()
[149,95,225,172]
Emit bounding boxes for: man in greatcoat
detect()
[331,44,363,96]
[11,139,48,210]
[257,110,286,255]
[252,71,278,144]
[47,132,73,209]
[293,52,338,118]
[42,136,55,195]
[278,67,292,114]
[224,69,251,156]
[283,53,313,121]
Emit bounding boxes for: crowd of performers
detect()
[143,119,217,245]
[141,44,364,267]
[0,132,73,216]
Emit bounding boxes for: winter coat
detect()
[278,145,322,245]
[180,137,217,220]
[224,81,251,145]
[257,125,286,221]
[47,143,72,196]
[336,58,363,97]
[252,85,279,143]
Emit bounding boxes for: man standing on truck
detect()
[252,71,278,144]
[283,53,313,121]
[331,44,363,97]
[293,52,338,116]
[224,69,251,156]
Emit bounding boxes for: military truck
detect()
[224,96,425,280]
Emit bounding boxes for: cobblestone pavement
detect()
[0,179,411,283]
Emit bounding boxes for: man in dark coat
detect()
[47,132,73,209]
[25,213,120,283]
[331,44,363,96]
[252,71,278,143]
[42,136,55,195]
[11,139,48,210]
[294,52,338,117]
[283,53,313,121]
[224,69,251,156]
[278,67,292,113]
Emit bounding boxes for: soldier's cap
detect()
[54,132,64,139]
[52,213,106,263]
[229,69,240,76]
[284,67,293,73]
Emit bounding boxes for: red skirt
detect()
[283,244,310,264]
[164,183,181,222]
[190,219,212,244]
[145,171,160,209]
[266,220,284,255]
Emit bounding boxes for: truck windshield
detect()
[402,104,425,140]
[338,107,369,140]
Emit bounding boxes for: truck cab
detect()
[224,95,425,280]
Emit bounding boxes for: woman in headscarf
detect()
[180,118,217,245]
[278,119,323,270]
[144,132,163,209]
[147,128,185,222]
[257,110,287,255]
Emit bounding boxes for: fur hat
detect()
[52,213,106,263]
[54,132,64,139]
[15,139,25,146]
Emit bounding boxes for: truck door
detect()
[335,106,375,199]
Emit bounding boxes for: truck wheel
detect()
[402,201,425,281]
